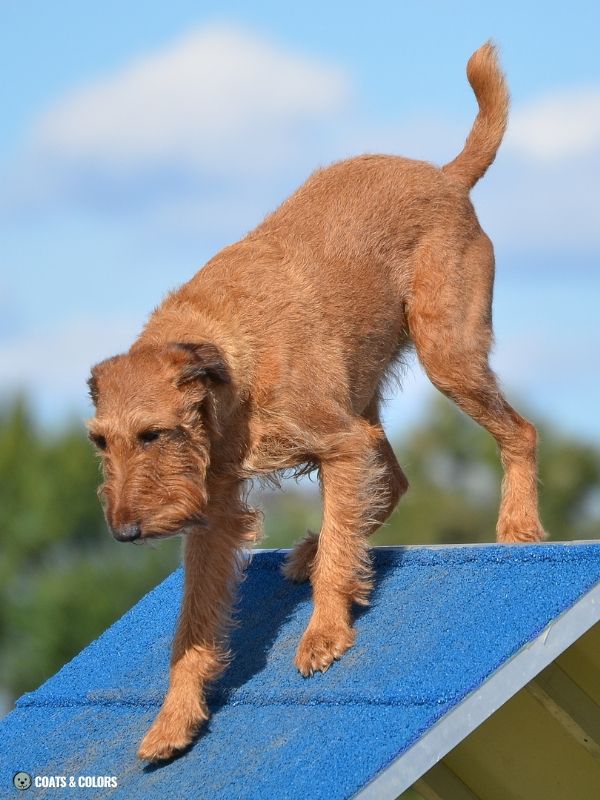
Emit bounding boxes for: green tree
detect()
[0,398,180,704]
[1,394,599,707]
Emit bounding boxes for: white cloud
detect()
[29,24,351,179]
[506,87,600,160]
[5,26,600,256]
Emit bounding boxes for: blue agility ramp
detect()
[2,543,600,799]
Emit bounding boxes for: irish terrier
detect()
[87,42,545,761]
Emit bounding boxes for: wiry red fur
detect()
[88,42,545,762]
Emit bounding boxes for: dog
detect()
[87,42,546,761]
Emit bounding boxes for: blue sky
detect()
[1,1,599,444]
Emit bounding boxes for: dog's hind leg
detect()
[283,400,407,585]
[361,397,409,536]
[294,417,393,675]
[407,232,546,543]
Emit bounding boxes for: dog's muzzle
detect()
[111,522,142,542]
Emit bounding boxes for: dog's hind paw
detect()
[497,521,548,544]
[281,530,319,583]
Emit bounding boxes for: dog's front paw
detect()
[295,623,355,677]
[138,703,208,762]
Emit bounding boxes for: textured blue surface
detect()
[2,543,600,799]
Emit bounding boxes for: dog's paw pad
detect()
[294,625,355,677]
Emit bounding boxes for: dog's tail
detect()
[442,41,509,189]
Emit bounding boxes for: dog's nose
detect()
[112,522,142,542]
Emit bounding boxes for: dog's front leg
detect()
[138,482,259,761]
[295,420,382,676]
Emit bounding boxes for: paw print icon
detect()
[13,772,32,791]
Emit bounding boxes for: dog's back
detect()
[163,43,509,413]
[249,41,508,291]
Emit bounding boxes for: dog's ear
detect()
[168,342,231,387]
[87,368,100,406]
[87,355,123,407]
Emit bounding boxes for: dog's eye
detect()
[139,429,163,445]
[89,433,107,451]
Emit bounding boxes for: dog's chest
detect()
[240,420,315,478]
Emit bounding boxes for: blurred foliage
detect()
[0,396,181,704]
[1,393,599,709]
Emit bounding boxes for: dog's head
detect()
[87,341,230,542]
